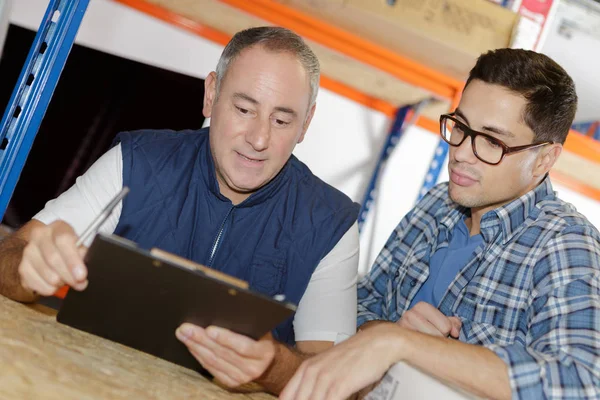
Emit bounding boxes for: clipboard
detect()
[57,233,297,373]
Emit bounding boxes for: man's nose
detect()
[453,136,477,164]
[246,120,270,152]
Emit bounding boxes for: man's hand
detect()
[176,323,276,388]
[397,302,461,338]
[280,322,402,400]
[18,220,88,296]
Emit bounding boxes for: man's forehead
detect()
[220,62,310,112]
[459,82,533,139]
[229,46,304,74]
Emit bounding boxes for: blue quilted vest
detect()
[113,128,359,344]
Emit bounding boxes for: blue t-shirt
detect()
[409,219,484,308]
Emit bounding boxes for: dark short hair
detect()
[466,48,577,144]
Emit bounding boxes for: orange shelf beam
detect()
[114,0,231,46]
[319,75,396,117]
[551,170,600,201]
[564,129,600,164]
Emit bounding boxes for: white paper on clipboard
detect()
[364,362,482,400]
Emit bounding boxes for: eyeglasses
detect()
[439,114,553,165]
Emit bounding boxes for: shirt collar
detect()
[480,175,555,244]
[436,176,556,244]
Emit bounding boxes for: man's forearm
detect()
[255,342,310,394]
[392,327,511,400]
[0,236,36,302]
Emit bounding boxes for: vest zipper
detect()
[207,206,234,267]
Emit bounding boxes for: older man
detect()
[0,27,359,394]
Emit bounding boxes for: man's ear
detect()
[533,143,562,178]
[297,103,316,144]
[203,72,218,118]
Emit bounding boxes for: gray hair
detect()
[215,26,320,108]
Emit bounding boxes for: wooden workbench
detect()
[0,295,274,400]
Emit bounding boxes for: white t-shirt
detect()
[34,144,359,343]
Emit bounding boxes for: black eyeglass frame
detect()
[439,113,553,166]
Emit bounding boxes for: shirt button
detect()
[410,280,417,287]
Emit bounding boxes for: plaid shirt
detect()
[358,177,600,399]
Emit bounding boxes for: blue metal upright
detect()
[416,139,449,202]
[357,106,410,233]
[0,0,90,219]
[357,99,430,234]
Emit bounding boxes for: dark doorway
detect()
[0,24,206,228]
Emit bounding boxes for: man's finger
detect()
[37,237,78,288]
[78,245,88,259]
[188,343,242,386]
[449,316,462,338]
[400,310,444,337]
[54,232,87,285]
[413,302,453,336]
[19,262,58,296]
[176,325,250,374]
[23,244,63,289]
[186,342,249,386]
[201,327,271,381]
[206,326,269,359]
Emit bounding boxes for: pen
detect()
[75,186,130,247]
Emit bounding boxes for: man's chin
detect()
[230,179,267,194]
[448,185,477,208]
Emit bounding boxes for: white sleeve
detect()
[32,144,124,247]
[293,221,359,343]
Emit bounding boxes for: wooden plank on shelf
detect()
[220,0,463,97]
[274,0,519,80]
[135,0,451,118]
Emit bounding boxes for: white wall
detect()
[8,0,600,274]
[542,0,600,123]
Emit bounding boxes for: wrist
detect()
[256,340,280,384]
[369,323,408,368]
[389,325,422,365]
